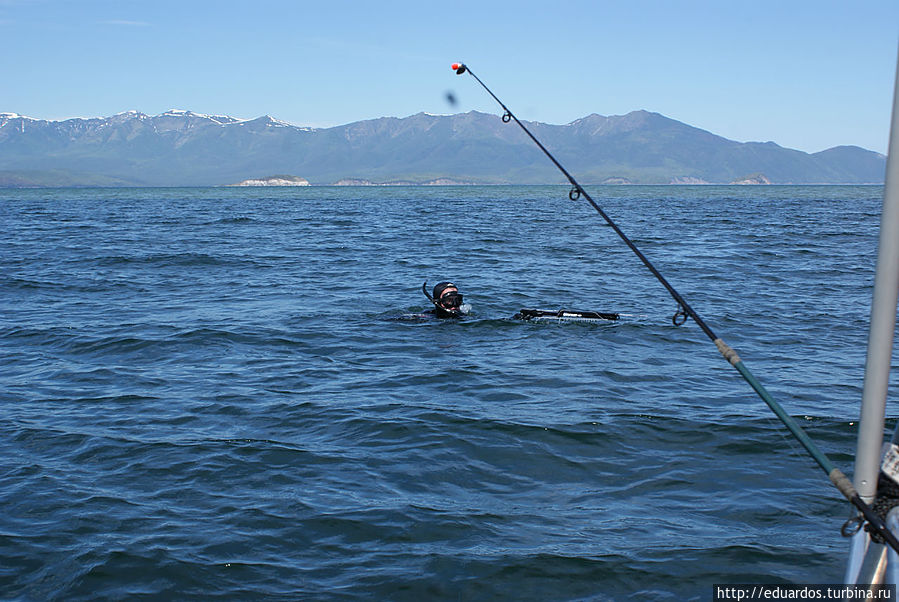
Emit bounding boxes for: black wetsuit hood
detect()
[423,280,465,319]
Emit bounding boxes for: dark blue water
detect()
[1,185,893,600]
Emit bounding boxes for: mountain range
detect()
[0,109,886,187]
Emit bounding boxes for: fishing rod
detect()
[451,62,899,552]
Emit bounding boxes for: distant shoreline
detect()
[0,183,885,190]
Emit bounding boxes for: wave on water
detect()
[93,252,239,267]
[0,185,888,600]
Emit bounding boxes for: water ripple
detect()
[0,185,888,600]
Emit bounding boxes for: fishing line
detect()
[450,62,899,552]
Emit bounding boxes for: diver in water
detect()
[423,281,468,319]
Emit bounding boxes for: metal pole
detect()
[854,44,899,502]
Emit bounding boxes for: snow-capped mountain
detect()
[0,109,886,187]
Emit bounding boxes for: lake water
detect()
[1,185,893,600]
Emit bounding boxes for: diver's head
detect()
[433,282,463,312]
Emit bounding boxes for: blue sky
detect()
[2,0,897,153]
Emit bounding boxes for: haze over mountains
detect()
[0,109,886,187]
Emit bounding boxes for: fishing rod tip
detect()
[451,63,467,75]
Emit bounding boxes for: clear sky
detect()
[2,0,898,154]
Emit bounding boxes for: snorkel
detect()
[422,281,470,318]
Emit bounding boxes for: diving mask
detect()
[438,291,464,309]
